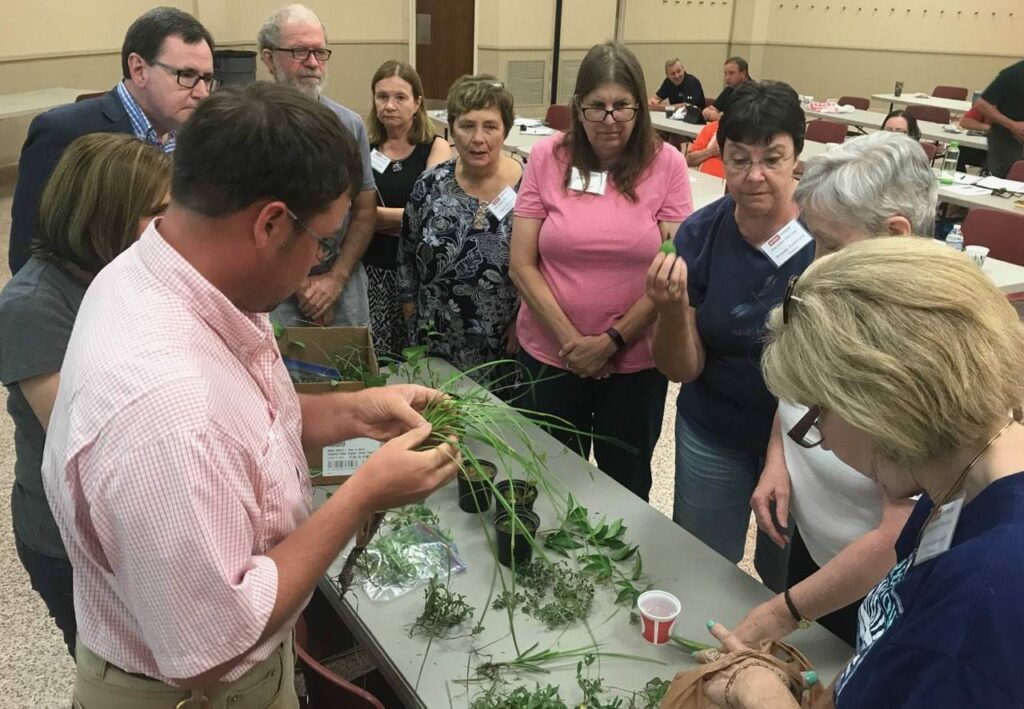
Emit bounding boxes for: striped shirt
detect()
[42,221,310,683]
[115,81,176,153]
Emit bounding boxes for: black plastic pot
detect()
[457,459,497,513]
[494,509,540,568]
[494,479,538,511]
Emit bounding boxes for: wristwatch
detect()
[784,588,811,629]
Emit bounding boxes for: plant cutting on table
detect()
[309,350,711,704]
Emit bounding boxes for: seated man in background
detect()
[685,120,725,178]
[8,7,215,275]
[42,82,459,707]
[702,56,750,122]
[648,58,706,116]
[259,3,376,326]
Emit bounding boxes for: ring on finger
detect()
[667,283,680,294]
[696,647,722,663]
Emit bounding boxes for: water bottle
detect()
[945,224,964,252]
[939,141,960,184]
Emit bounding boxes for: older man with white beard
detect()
[258,4,377,327]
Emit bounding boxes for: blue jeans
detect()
[673,413,790,591]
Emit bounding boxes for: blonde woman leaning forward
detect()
[691,237,1024,708]
[365,60,449,357]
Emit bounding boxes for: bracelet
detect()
[784,588,811,629]
[605,326,626,351]
[725,662,789,709]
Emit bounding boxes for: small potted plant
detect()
[493,478,538,511]
[494,508,540,568]
[457,459,497,513]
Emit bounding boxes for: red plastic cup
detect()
[637,590,681,645]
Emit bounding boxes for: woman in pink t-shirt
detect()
[510,42,694,500]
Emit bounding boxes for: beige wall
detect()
[759,0,1021,104]
[0,0,407,168]
[3,0,1022,168]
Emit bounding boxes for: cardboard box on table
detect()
[275,326,382,486]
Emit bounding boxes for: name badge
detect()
[369,149,391,174]
[569,167,607,195]
[759,219,813,268]
[913,496,964,566]
[488,186,517,219]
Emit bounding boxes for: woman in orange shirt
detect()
[685,120,725,178]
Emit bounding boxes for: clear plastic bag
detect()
[355,523,467,602]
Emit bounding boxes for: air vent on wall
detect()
[506,60,546,105]
[557,59,580,104]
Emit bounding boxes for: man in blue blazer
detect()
[8,8,215,274]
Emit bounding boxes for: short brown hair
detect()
[561,42,659,202]
[763,237,1024,467]
[366,60,434,146]
[446,74,514,138]
[33,134,170,273]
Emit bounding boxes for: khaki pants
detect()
[73,636,299,709]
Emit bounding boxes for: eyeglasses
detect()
[271,47,332,62]
[150,61,221,91]
[722,152,793,175]
[579,104,640,123]
[788,405,823,448]
[286,209,338,265]
[782,274,804,324]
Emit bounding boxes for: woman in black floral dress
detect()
[397,75,522,391]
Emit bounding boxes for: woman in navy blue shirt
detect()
[647,80,812,592]
[695,237,1024,708]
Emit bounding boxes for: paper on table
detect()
[948,185,990,196]
[513,117,543,127]
[977,176,1024,194]
[427,109,447,120]
[953,173,981,185]
[521,126,555,135]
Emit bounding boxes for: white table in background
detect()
[650,112,704,140]
[314,360,853,708]
[983,257,1024,294]
[871,92,972,114]
[0,87,93,121]
[803,106,987,152]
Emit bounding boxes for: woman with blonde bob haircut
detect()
[690,237,1024,708]
[0,132,169,657]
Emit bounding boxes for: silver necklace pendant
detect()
[391,161,403,172]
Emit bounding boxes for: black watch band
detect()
[605,326,626,351]
[784,588,811,629]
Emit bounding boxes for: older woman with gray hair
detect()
[736,131,938,646]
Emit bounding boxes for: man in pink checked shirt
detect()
[40,83,460,708]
